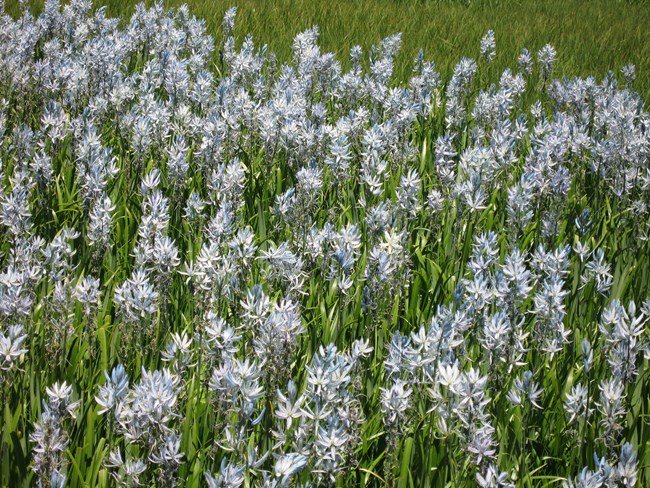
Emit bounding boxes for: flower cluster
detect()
[0,1,648,487]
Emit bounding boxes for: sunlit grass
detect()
[8,0,650,99]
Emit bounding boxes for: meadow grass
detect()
[8,0,650,100]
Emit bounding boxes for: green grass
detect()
[9,0,650,100]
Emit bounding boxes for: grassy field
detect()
[2,0,650,487]
[8,0,650,99]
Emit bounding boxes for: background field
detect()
[7,0,650,101]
